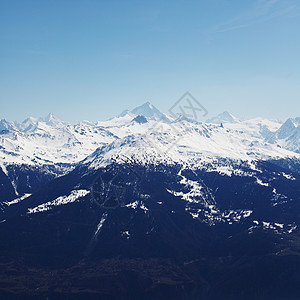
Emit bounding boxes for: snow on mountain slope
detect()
[274,118,298,140]
[1,107,298,171]
[97,113,135,127]
[15,113,68,132]
[0,116,117,166]
[19,116,40,132]
[0,115,121,202]
[83,118,299,172]
[1,107,299,279]
[285,126,300,153]
[1,106,299,299]
[0,119,18,132]
[98,102,171,128]
[225,117,282,139]
[28,189,90,214]
[267,118,300,153]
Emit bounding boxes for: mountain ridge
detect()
[0,103,300,299]
[0,102,299,203]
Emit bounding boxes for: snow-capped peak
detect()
[21,116,39,132]
[22,116,38,125]
[0,119,17,132]
[17,113,66,132]
[273,118,299,140]
[1,105,299,169]
[206,111,239,124]
[44,113,58,123]
[130,102,167,121]
[42,113,66,127]
[82,116,299,172]
[265,117,300,153]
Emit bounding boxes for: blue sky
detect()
[0,0,299,123]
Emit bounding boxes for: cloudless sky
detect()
[0,0,299,123]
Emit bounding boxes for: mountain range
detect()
[0,102,299,299]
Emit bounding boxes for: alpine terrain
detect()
[0,102,300,299]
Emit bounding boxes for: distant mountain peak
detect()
[271,117,299,140]
[44,112,55,121]
[22,116,38,124]
[206,111,239,124]
[40,113,69,128]
[131,101,155,112]
[0,119,17,132]
[43,113,63,124]
[18,113,66,132]
[130,102,169,121]
[116,102,169,121]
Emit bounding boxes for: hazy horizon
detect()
[1,100,297,125]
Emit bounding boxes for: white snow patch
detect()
[222,210,253,222]
[121,231,130,239]
[5,193,31,206]
[281,173,296,180]
[256,178,269,187]
[275,223,284,229]
[140,203,149,213]
[94,213,108,236]
[28,189,90,214]
[288,225,297,233]
[126,201,138,209]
